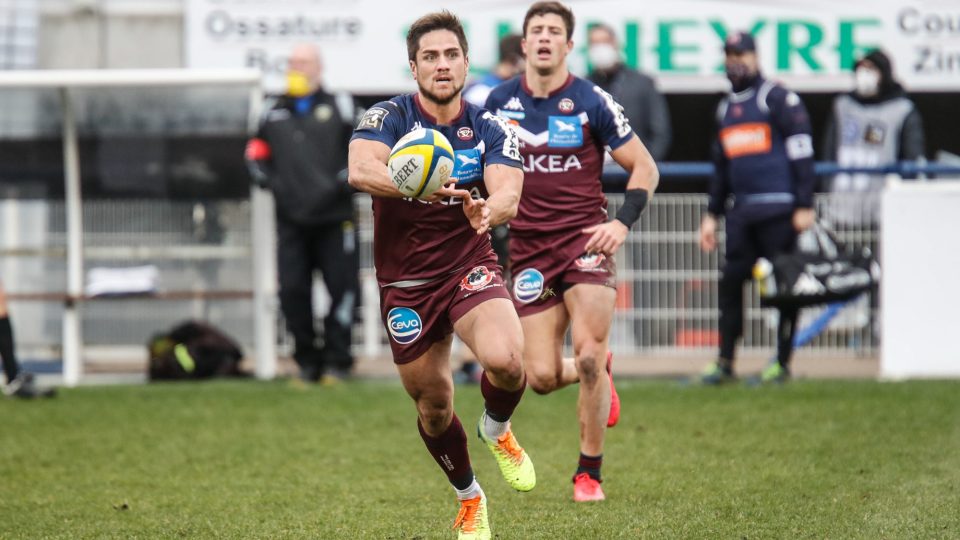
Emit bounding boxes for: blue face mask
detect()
[725,62,754,92]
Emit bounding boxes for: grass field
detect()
[2,377,958,539]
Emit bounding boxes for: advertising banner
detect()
[185,0,960,93]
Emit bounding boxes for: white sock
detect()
[455,478,483,500]
[482,411,509,439]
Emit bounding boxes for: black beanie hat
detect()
[856,49,899,97]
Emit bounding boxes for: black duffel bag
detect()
[754,222,880,310]
[147,320,248,381]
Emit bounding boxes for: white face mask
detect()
[855,67,880,97]
[588,43,620,71]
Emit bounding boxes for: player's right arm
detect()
[349,101,469,202]
[701,100,731,252]
[348,138,470,202]
[347,138,406,198]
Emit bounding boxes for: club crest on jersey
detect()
[558,98,575,112]
[513,268,544,304]
[460,266,494,292]
[457,126,474,140]
[575,252,607,270]
[387,307,422,345]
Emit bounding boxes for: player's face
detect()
[522,14,573,75]
[410,29,468,106]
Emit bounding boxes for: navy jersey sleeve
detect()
[707,100,731,216]
[589,85,634,152]
[766,86,815,208]
[350,99,406,149]
[476,110,522,168]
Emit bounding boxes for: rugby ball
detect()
[387,128,455,199]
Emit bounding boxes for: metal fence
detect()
[1,191,879,370]
[353,192,878,358]
[1,199,258,356]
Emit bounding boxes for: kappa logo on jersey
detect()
[453,148,483,184]
[548,116,584,147]
[457,126,474,140]
[503,97,525,111]
[575,252,607,270]
[387,307,422,345]
[558,98,575,112]
[357,107,389,130]
[460,266,494,292]
[513,268,545,304]
[720,122,772,158]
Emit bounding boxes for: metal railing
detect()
[10,161,954,376]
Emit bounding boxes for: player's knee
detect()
[416,399,453,432]
[526,368,560,394]
[480,346,524,382]
[575,349,603,385]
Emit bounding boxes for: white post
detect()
[248,85,277,379]
[362,269,380,358]
[60,88,83,387]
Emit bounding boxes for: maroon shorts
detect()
[379,253,510,364]
[509,227,617,317]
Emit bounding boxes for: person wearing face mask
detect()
[822,49,925,225]
[697,31,816,385]
[586,23,672,161]
[245,43,361,384]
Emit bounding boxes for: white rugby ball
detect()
[387,128,455,199]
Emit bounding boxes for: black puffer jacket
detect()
[248,89,356,226]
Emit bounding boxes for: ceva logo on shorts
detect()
[387,307,422,345]
[513,268,544,304]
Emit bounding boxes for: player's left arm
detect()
[583,134,660,255]
[482,163,522,227]
[477,110,524,235]
[769,86,816,231]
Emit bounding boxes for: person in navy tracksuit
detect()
[697,31,816,384]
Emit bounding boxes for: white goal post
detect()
[0,68,277,386]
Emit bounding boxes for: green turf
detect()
[2,378,958,539]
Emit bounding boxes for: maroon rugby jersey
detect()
[351,94,522,284]
[485,75,633,236]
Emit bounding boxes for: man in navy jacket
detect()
[698,31,816,385]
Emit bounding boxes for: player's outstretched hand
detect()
[582,220,628,255]
[462,195,490,235]
[425,182,471,203]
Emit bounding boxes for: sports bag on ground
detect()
[147,320,247,380]
[754,222,880,310]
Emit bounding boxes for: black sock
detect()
[0,316,20,383]
[575,453,603,482]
